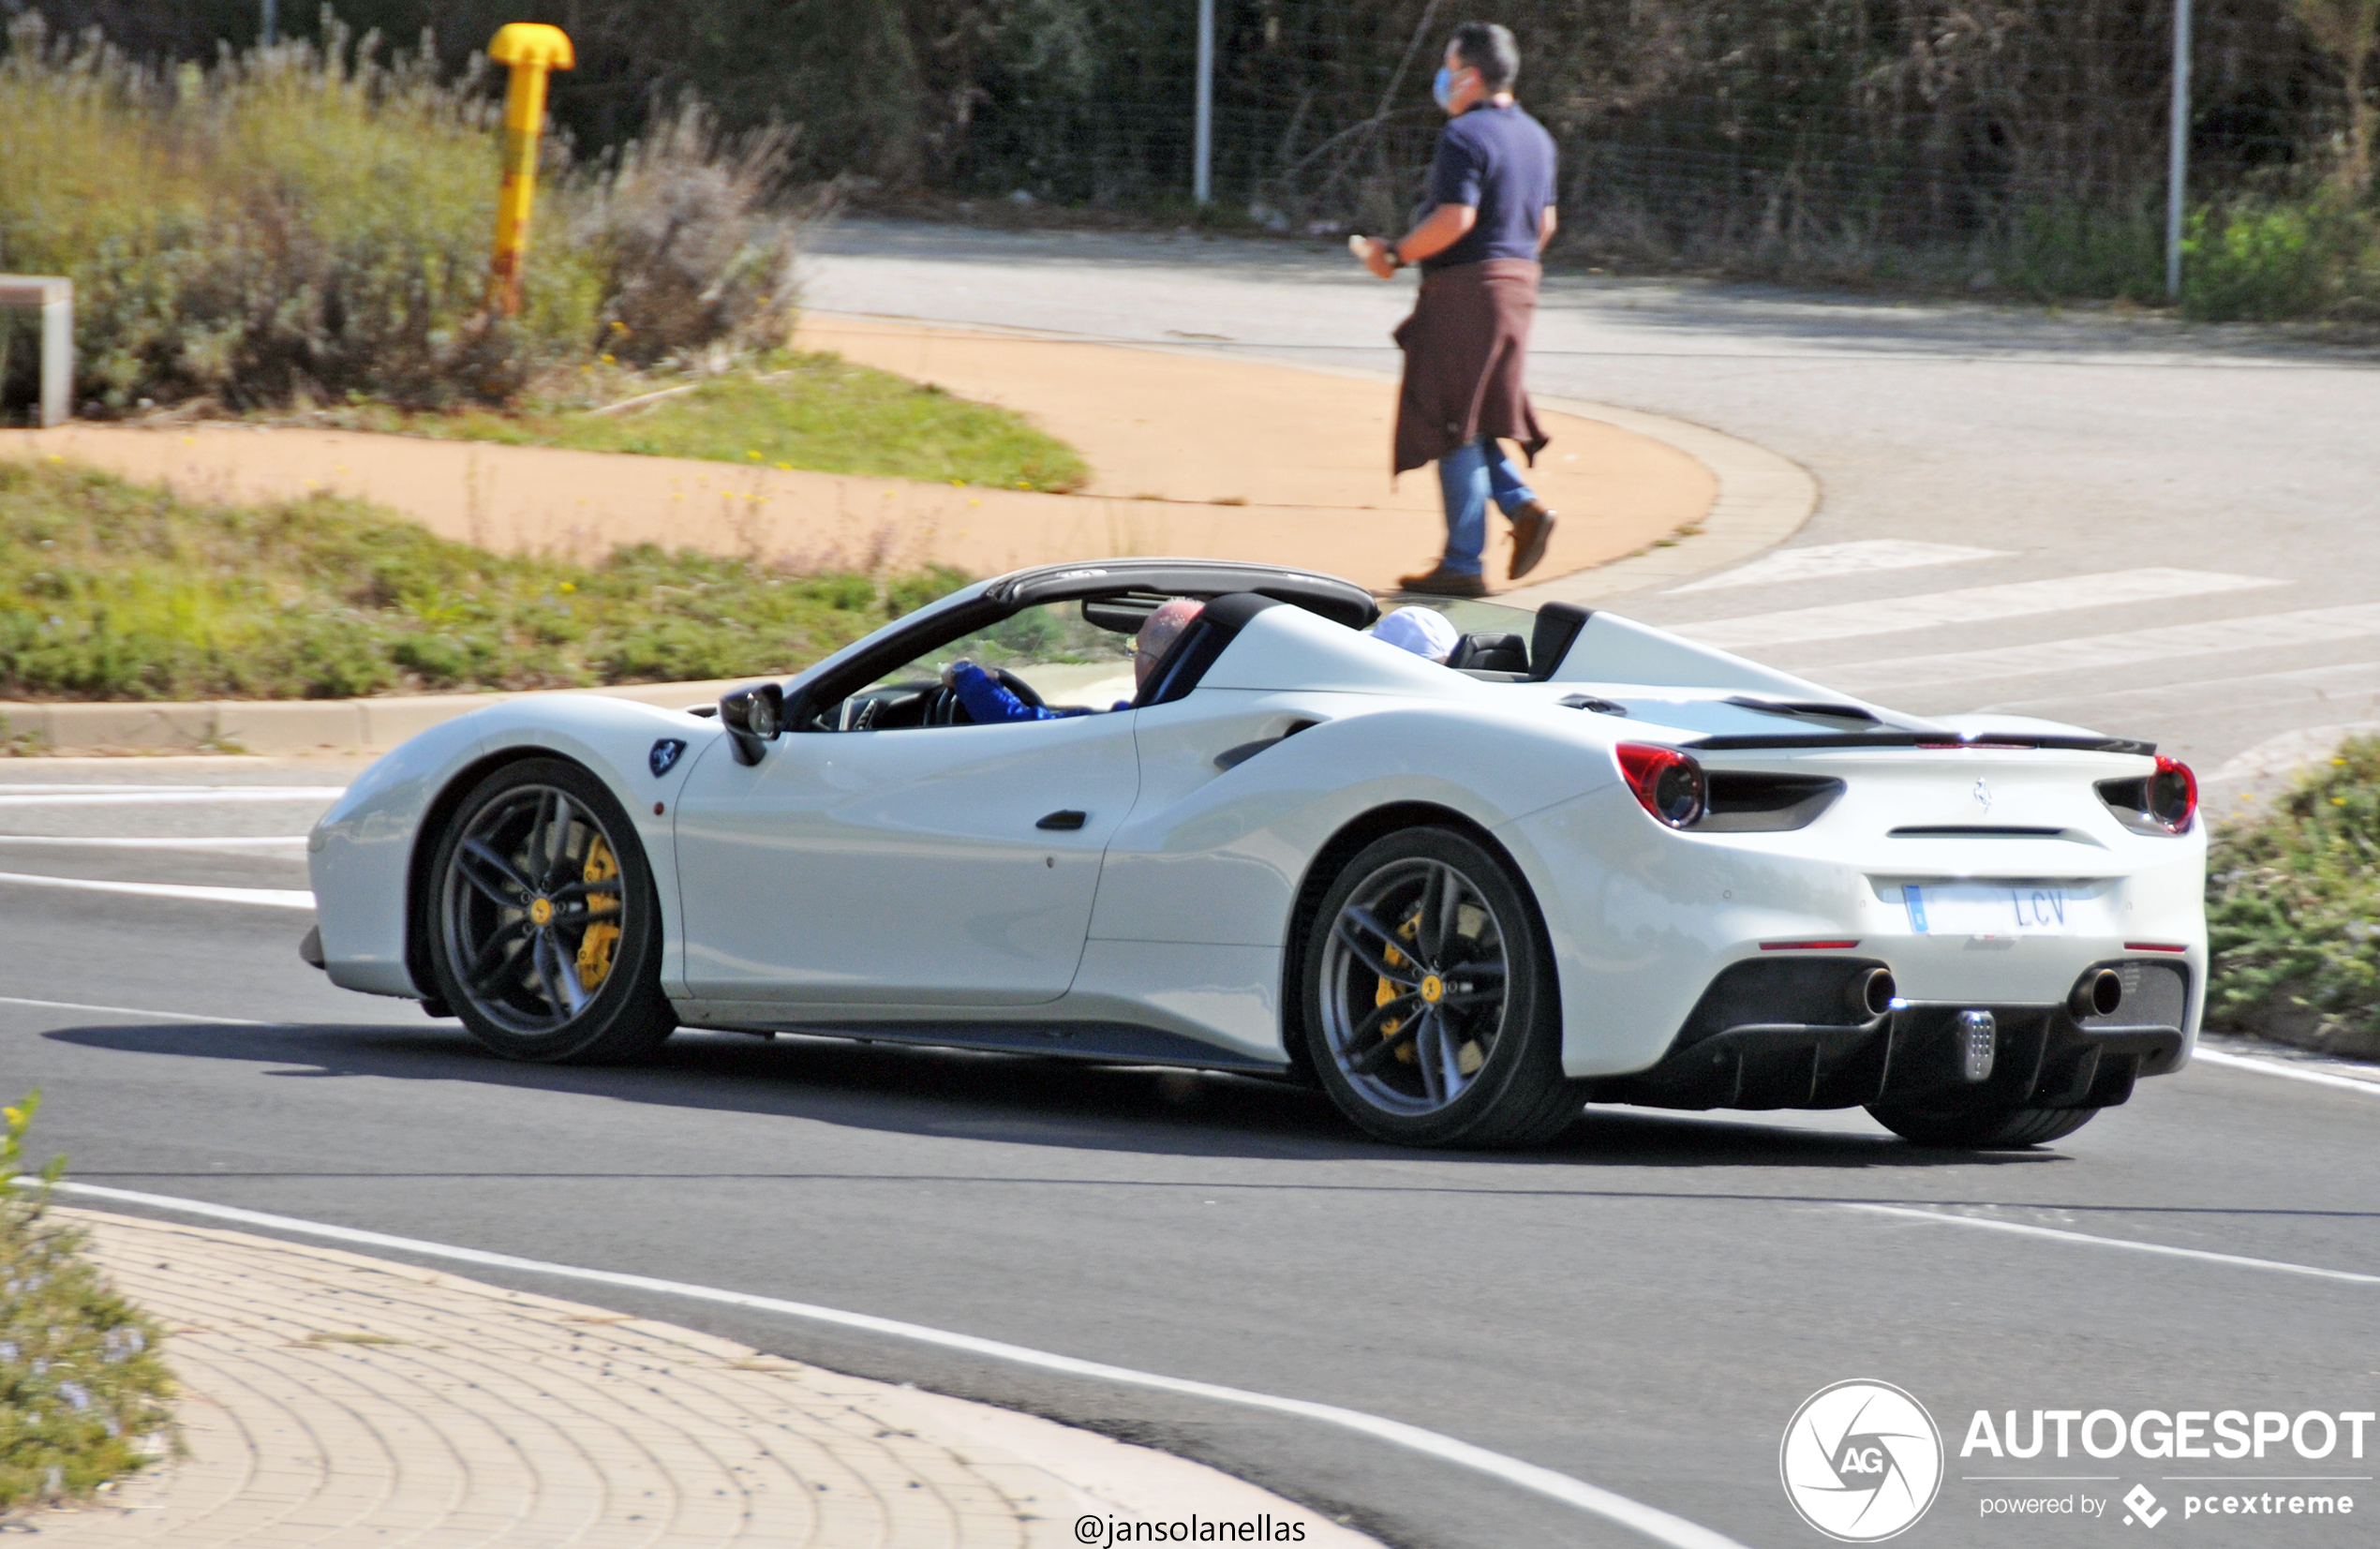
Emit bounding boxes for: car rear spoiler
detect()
[1684,729,2157,755]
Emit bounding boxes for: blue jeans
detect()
[1435,437,1538,577]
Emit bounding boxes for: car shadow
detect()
[43,1017,2062,1173]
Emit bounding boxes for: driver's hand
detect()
[939,657,974,690]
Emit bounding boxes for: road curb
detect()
[1495,395,1821,608]
[18,1207,1380,1548]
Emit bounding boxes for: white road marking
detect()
[1976,658,2380,719]
[0,870,314,910]
[0,994,275,1025]
[1825,600,2380,693]
[0,835,310,852]
[1679,569,2280,651]
[0,786,347,808]
[2192,1046,2380,1096]
[1842,1203,2380,1287]
[1669,539,2010,594]
[33,1180,1750,1549]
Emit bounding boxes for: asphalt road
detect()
[4,764,2377,1549]
[9,240,2380,1549]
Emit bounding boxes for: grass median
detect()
[279,353,1090,494]
[0,461,963,702]
[2207,735,2380,1061]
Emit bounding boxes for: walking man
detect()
[1357,21,1559,598]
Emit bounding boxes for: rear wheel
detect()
[1867,1103,2098,1148]
[1302,827,1578,1148]
[427,759,676,1064]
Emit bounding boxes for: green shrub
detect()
[2181,198,2380,321]
[0,16,796,415]
[0,1093,175,1511]
[2206,735,2380,1057]
[0,460,964,700]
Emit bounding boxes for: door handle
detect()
[1035,810,1088,831]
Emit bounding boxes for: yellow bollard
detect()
[485,23,574,316]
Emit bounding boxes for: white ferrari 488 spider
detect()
[305,559,2207,1149]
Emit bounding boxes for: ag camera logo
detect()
[1781,1379,1944,1542]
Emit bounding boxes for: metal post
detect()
[485,24,576,316]
[40,288,71,429]
[1193,0,1214,204]
[2165,0,2192,300]
[261,0,277,46]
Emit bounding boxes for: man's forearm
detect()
[1393,202,1478,263]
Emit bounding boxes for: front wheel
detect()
[426,758,676,1064]
[1302,827,1579,1148]
[1867,1103,2098,1148]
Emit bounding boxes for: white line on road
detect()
[0,870,314,910]
[1825,601,2380,693]
[0,994,275,1025]
[1842,1203,2380,1287]
[0,787,346,808]
[33,1180,1750,1549]
[1677,569,2279,650]
[1668,539,2010,594]
[0,835,310,852]
[2191,1046,2380,1097]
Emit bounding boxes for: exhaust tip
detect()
[1851,966,1897,1020]
[2070,967,2122,1020]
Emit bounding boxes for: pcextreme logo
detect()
[1781,1379,1946,1542]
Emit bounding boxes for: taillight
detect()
[2148,755,2196,832]
[1616,743,1705,828]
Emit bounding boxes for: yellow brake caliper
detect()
[575,835,621,990]
[1375,914,1423,1064]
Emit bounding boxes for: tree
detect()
[2288,0,2380,198]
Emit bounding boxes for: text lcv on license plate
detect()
[1903,883,2075,936]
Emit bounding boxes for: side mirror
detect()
[719,683,784,766]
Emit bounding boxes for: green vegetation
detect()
[0,462,964,701]
[2207,735,2380,1059]
[0,1093,175,1511]
[0,17,793,416]
[305,354,1088,492]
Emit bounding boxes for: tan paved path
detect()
[0,316,1714,597]
[15,1210,1378,1549]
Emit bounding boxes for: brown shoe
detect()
[1394,565,1489,599]
[1508,500,1558,581]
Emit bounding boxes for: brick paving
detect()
[18,1210,1376,1548]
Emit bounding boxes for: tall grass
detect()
[0,14,796,416]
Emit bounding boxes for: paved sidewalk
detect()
[14,1210,1379,1548]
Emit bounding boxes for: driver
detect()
[940,598,1205,722]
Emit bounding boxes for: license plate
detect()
[1903,882,2080,937]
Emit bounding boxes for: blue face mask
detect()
[1432,66,1458,110]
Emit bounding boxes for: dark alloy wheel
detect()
[1302,827,1579,1148]
[1867,1103,2098,1148]
[426,758,675,1064]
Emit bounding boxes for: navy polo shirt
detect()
[1421,102,1558,273]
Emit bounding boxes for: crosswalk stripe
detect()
[0,787,347,808]
[1823,601,2380,693]
[1668,539,2010,594]
[1677,568,2281,650]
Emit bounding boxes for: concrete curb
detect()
[1495,395,1821,608]
[19,1208,1381,1547]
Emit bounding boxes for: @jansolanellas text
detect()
[1074,1513,1308,1545]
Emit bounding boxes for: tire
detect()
[1866,1103,2099,1148]
[1301,827,1579,1148]
[425,758,676,1065]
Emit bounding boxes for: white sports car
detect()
[305,559,2206,1149]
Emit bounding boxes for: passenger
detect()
[941,598,1205,722]
[1371,605,1461,663]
